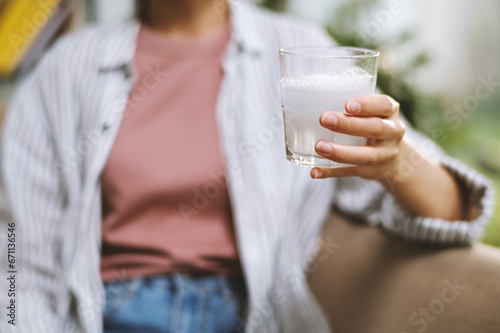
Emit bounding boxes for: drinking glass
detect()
[279,47,379,168]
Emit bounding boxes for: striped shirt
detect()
[0,1,495,332]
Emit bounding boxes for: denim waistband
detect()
[104,274,247,301]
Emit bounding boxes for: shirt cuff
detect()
[379,155,496,245]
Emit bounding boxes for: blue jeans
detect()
[103,274,247,333]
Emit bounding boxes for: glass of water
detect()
[279,47,379,168]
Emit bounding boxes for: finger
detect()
[315,140,398,166]
[311,166,361,179]
[320,112,400,140]
[345,94,399,117]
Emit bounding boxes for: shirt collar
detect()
[228,0,265,56]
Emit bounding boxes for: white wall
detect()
[408,0,500,97]
[286,0,337,25]
[95,0,134,24]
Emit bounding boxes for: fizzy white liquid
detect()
[281,70,376,168]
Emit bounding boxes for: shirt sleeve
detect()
[333,125,495,246]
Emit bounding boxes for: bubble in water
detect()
[281,68,374,93]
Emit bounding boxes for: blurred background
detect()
[0,0,499,246]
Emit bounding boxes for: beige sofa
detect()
[309,212,500,333]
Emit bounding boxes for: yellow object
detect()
[0,0,60,76]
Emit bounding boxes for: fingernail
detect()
[313,169,323,179]
[322,114,338,126]
[316,141,333,155]
[348,101,361,114]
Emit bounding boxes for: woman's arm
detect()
[312,95,470,221]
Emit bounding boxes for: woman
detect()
[0,0,494,332]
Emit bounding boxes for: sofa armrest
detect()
[308,212,500,333]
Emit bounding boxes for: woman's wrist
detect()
[376,138,420,188]
[377,139,467,221]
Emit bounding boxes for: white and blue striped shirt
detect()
[0,1,495,332]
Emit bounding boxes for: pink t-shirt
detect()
[100,24,241,282]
